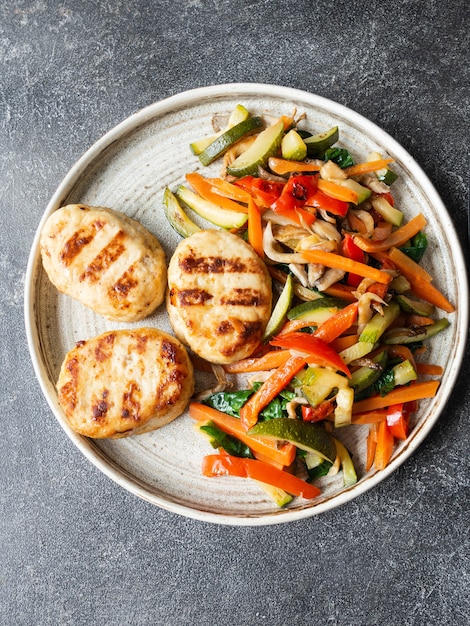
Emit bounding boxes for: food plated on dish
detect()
[25,85,467,524]
[160,104,454,507]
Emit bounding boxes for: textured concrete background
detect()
[1,1,469,624]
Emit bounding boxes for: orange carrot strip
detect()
[247,198,264,258]
[352,380,440,414]
[405,314,435,326]
[415,363,444,376]
[406,275,455,313]
[352,410,389,424]
[186,172,248,213]
[268,157,321,175]
[301,249,392,285]
[344,158,394,178]
[366,281,389,300]
[366,423,379,471]
[352,213,427,253]
[189,402,296,467]
[251,450,286,470]
[323,282,358,302]
[205,177,252,203]
[387,246,433,282]
[202,454,321,499]
[223,349,292,373]
[313,302,359,344]
[374,420,394,470]
[348,210,368,234]
[318,179,359,203]
[239,356,307,431]
[381,247,454,312]
[330,334,359,352]
[372,247,432,283]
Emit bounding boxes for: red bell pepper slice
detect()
[271,175,318,226]
[270,332,351,377]
[202,454,321,499]
[342,232,365,261]
[306,188,349,217]
[301,400,335,422]
[386,403,413,440]
[341,233,365,287]
[272,175,318,212]
[381,191,395,206]
[234,176,284,208]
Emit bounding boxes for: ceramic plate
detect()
[24,84,468,525]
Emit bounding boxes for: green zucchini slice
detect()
[198,116,263,166]
[226,121,285,177]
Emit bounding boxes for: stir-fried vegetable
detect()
[202,455,321,499]
[163,104,453,508]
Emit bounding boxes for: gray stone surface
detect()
[1,1,469,624]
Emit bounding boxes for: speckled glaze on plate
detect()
[24,84,468,525]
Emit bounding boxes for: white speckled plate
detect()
[24,84,468,525]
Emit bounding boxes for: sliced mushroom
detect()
[308,263,325,286]
[263,221,308,263]
[357,292,387,331]
[272,223,311,249]
[192,364,231,401]
[311,219,342,242]
[318,209,338,224]
[289,263,309,287]
[314,268,346,291]
[361,174,391,194]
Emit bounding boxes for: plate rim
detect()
[24,82,469,525]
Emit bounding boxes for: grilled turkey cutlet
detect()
[40,204,166,322]
[167,229,272,364]
[57,328,194,438]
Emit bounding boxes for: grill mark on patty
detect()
[60,231,94,266]
[58,356,80,411]
[121,382,141,420]
[179,254,260,274]
[216,320,233,335]
[79,231,126,282]
[176,288,213,306]
[135,334,148,354]
[92,390,110,422]
[95,332,116,362]
[220,288,267,307]
[161,339,178,364]
[154,379,181,411]
[59,219,105,266]
[108,265,138,305]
